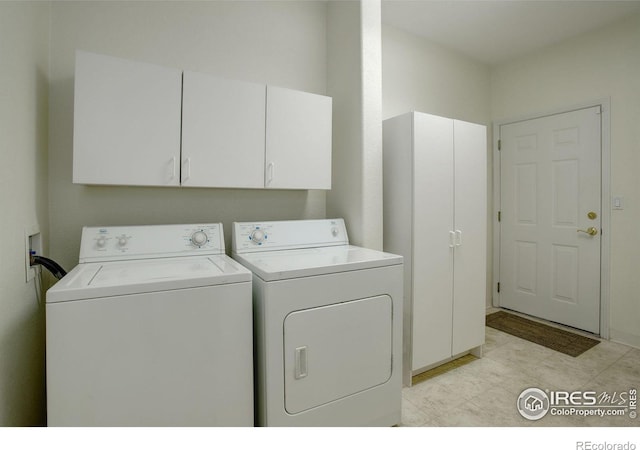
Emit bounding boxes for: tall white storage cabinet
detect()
[383,112,486,385]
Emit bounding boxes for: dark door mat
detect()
[486,311,600,357]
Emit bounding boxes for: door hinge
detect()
[497,282,501,293]
[498,211,501,222]
[498,139,502,151]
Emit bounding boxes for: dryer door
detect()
[283,295,393,414]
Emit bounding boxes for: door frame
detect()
[492,99,611,338]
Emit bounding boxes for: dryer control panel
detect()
[79,223,225,263]
[232,218,349,253]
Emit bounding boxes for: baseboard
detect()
[609,328,640,350]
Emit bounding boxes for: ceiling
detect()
[381,0,640,65]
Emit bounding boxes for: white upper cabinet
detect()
[181,71,266,188]
[73,51,182,186]
[265,86,332,190]
[73,52,332,190]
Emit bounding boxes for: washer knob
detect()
[191,230,208,247]
[117,236,128,247]
[250,229,265,244]
[96,236,107,248]
[331,226,339,237]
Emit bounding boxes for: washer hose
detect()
[30,254,67,280]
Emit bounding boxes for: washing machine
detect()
[231,218,403,426]
[45,223,253,426]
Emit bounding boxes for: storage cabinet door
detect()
[452,120,487,355]
[73,51,182,186]
[411,113,455,370]
[265,86,332,189]
[181,71,266,188]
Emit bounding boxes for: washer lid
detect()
[46,255,251,303]
[231,245,402,281]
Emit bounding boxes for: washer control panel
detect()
[233,219,349,253]
[79,223,225,263]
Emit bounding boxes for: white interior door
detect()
[499,106,601,334]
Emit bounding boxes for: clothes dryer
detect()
[232,218,403,426]
[46,223,253,426]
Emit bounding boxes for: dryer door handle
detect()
[294,346,308,379]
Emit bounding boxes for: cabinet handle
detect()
[455,230,462,247]
[294,346,308,380]
[168,157,177,181]
[267,162,275,185]
[449,231,455,248]
[182,158,191,182]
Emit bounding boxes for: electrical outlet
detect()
[25,225,42,283]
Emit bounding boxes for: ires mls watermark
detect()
[517,387,637,421]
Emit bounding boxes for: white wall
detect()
[326,2,363,247]
[382,25,491,124]
[48,1,329,269]
[491,13,640,347]
[381,24,493,306]
[0,2,50,426]
[326,0,383,250]
[361,1,384,251]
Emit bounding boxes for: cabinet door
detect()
[73,51,182,186]
[452,120,487,355]
[411,113,455,371]
[265,86,332,189]
[181,71,266,188]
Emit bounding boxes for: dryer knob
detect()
[250,229,265,244]
[191,231,208,247]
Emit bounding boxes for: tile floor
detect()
[401,324,640,427]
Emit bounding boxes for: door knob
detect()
[577,227,598,236]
